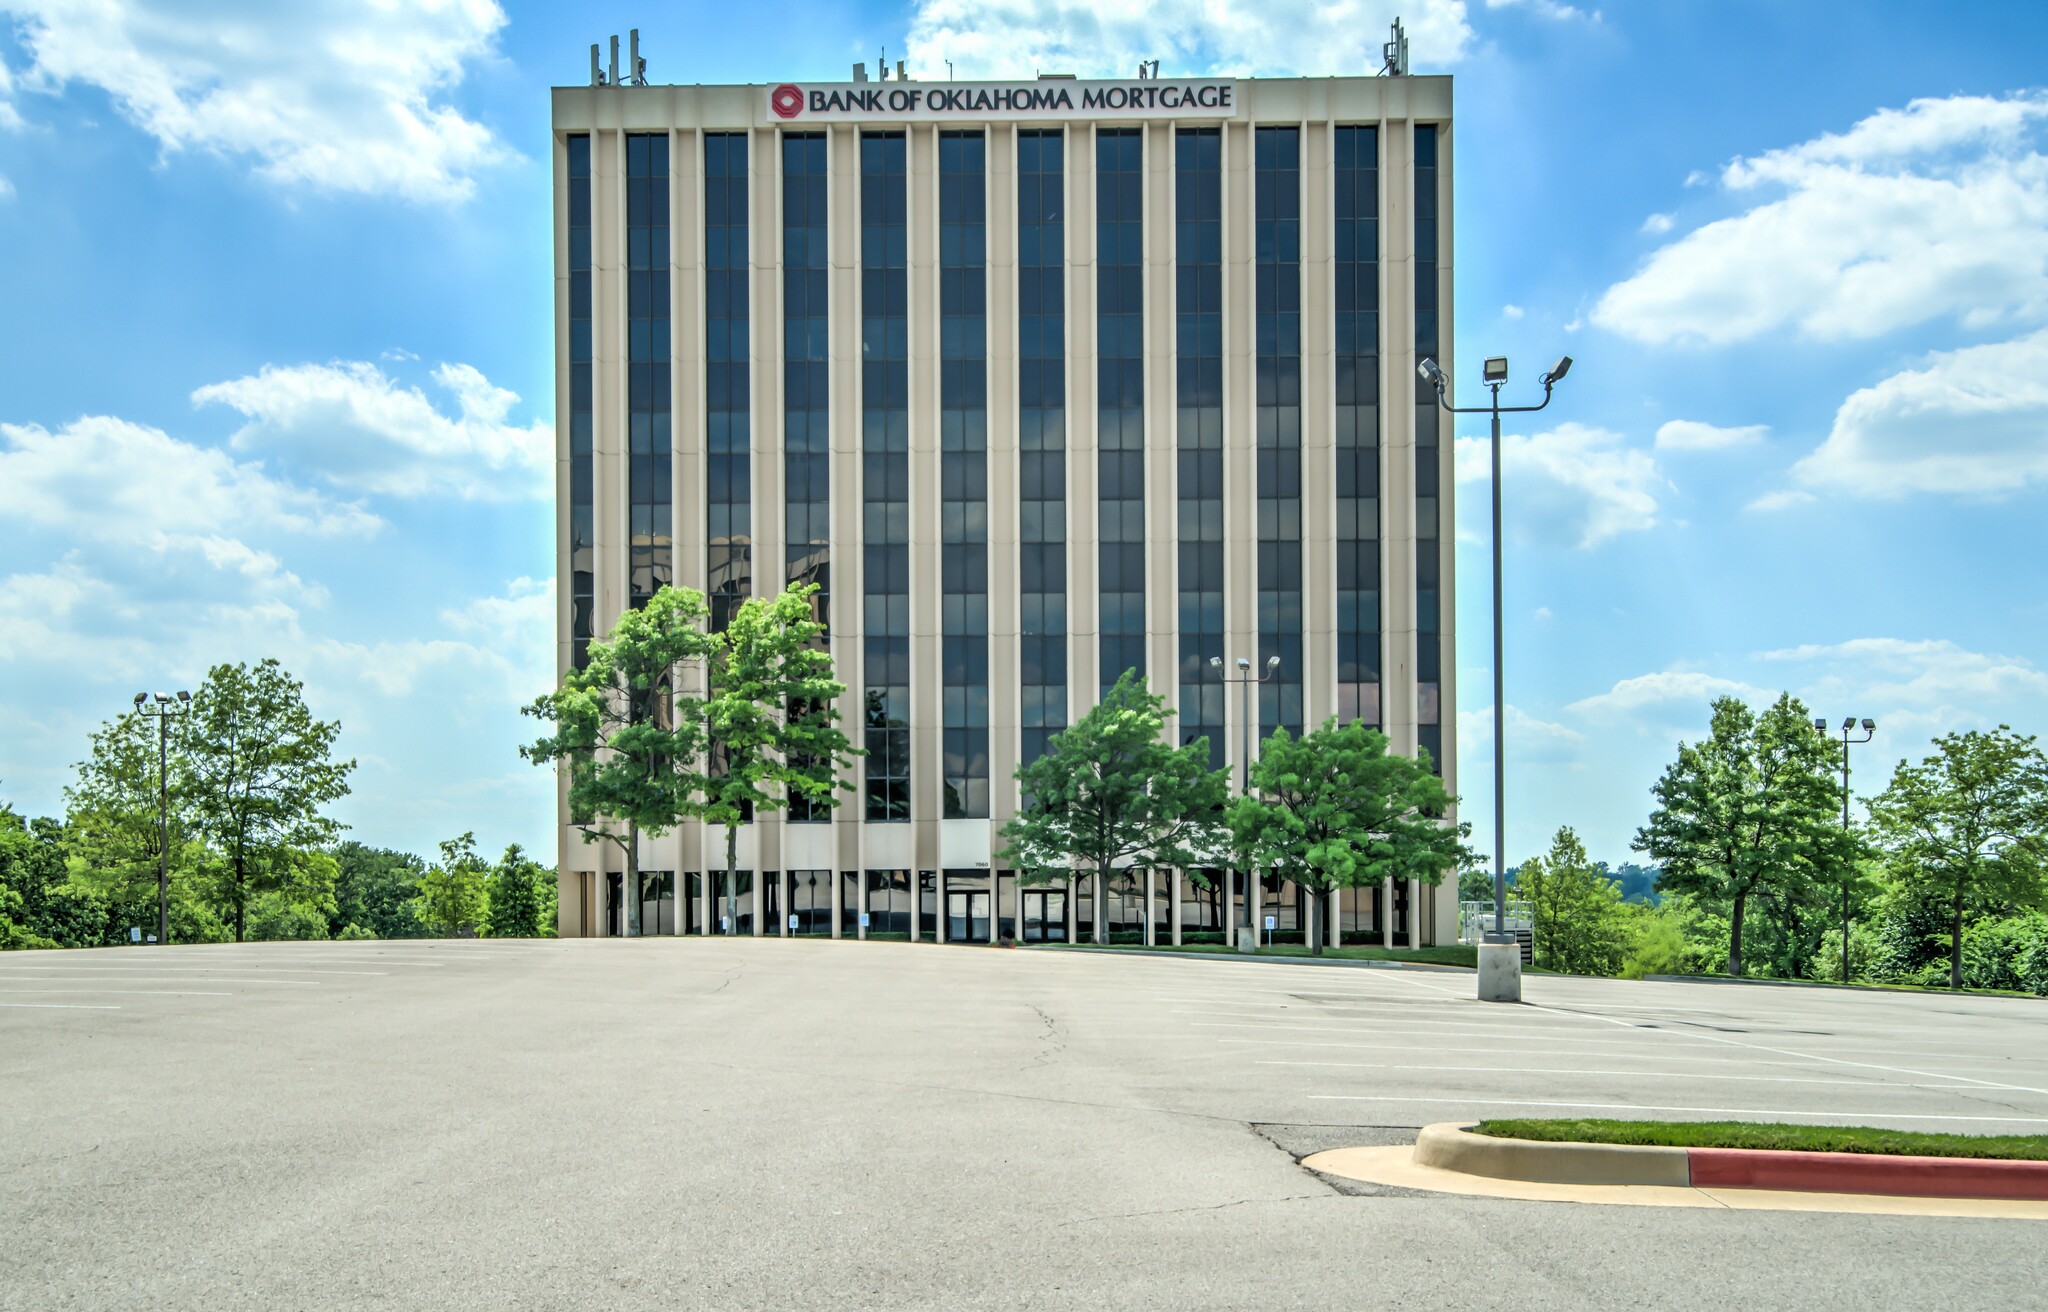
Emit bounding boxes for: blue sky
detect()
[2,0,2045,868]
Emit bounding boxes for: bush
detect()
[246,892,331,941]
[337,923,377,941]
[1620,912,1690,980]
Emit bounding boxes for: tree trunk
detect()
[625,819,641,937]
[1951,891,1965,990]
[1727,892,1745,977]
[233,856,246,943]
[1309,887,1322,956]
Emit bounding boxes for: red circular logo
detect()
[769,84,804,120]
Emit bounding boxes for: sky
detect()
[1,0,2045,870]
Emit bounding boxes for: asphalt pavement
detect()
[4,938,2044,1309]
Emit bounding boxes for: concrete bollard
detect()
[1477,938,1522,1002]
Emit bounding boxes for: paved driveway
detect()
[4,939,2043,1310]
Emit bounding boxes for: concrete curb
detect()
[1021,945,1474,973]
[1414,1123,2048,1201]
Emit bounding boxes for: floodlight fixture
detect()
[1236,656,1251,671]
[1541,355,1573,385]
[134,692,147,707]
[1209,656,1222,669]
[1842,716,1857,731]
[155,692,170,704]
[1416,357,1448,391]
[1861,718,1876,732]
[1482,356,1509,383]
[1266,655,1280,669]
[1813,717,1828,734]
[178,690,191,702]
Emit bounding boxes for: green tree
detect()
[1001,671,1229,945]
[63,710,181,923]
[411,833,492,937]
[524,586,719,936]
[175,659,355,941]
[488,843,556,938]
[1515,827,1630,975]
[1633,693,1857,976]
[242,849,338,941]
[331,841,427,939]
[702,583,859,931]
[1229,720,1471,955]
[1868,726,2048,989]
[1,806,88,948]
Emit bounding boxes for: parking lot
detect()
[4,938,2044,1310]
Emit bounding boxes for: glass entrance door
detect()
[1021,889,1067,943]
[946,891,990,943]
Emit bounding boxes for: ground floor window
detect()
[865,869,910,937]
[712,869,753,934]
[640,870,675,936]
[789,870,832,934]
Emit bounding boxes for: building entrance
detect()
[946,891,990,943]
[1020,890,1067,943]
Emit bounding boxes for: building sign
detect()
[766,79,1240,124]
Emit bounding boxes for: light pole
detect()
[1418,352,1572,1002]
[1814,715,1874,983]
[1210,653,1279,952]
[133,690,192,946]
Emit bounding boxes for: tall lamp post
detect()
[1814,715,1874,983]
[1210,654,1279,953]
[133,690,192,946]
[1417,352,1572,1003]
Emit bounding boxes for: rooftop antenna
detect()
[590,42,606,86]
[879,47,889,80]
[946,59,954,81]
[1381,17,1410,76]
[608,34,620,87]
[629,29,647,85]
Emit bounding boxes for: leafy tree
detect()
[1633,693,1858,976]
[331,841,427,939]
[1515,827,1630,975]
[411,833,492,937]
[1228,719,1470,955]
[64,710,182,922]
[1001,671,1229,945]
[175,659,355,941]
[242,849,338,941]
[523,586,717,936]
[488,843,556,938]
[1868,726,2048,988]
[2,806,84,948]
[702,583,859,931]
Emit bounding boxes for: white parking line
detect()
[0,1002,120,1010]
[1253,1061,1999,1089]
[1303,1095,2048,1125]
[0,966,384,977]
[0,989,233,997]
[1213,1039,1843,1067]
[0,974,318,986]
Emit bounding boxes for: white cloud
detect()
[1566,671,1769,718]
[1533,606,1552,620]
[0,414,378,543]
[1459,703,1586,765]
[1501,304,1524,320]
[1789,327,2048,498]
[1455,422,1664,548]
[1594,93,2048,344]
[0,55,21,130]
[1655,419,1767,452]
[901,0,1472,80]
[1485,0,1594,20]
[1758,638,2048,706]
[196,360,551,501]
[1,0,512,202]
[0,173,13,200]
[1747,488,1816,512]
[1640,212,1673,234]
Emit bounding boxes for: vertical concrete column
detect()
[829,124,866,902]
[857,869,869,940]
[1171,871,1183,947]
[1432,121,1462,953]
[750,872,763,937]
[1066,125,1100,714]
[1225,875,1236,944]
[1300,119,1337,729]
[987,123,1023,825]
[595,128,628,655]
[672,128,708,899]
[1408,878,1422,948]
[1382,875,1394,949]
[831,867,843,939]
[1327,887,1341,949]
[909,124,943,883]
[1250,876,1263,945]
[1144,869,1156,947]
[1380,119,1418,760]
[1066,874,1077,944]
[936,868,949,943]
[1144,119,1177,705]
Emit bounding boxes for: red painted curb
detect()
[1687,1147,2048,1200]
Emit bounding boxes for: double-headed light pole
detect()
[1814,715,1875,983]
[1417,353,1572,1002]
[133,690,192,945]
[1210,653,1279,952]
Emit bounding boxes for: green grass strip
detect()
[1472,1118,2048,1161]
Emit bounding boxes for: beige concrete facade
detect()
[551,74,1457,946]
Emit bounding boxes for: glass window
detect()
[567,133,594,668]
[1175,129,1225,770]
[1255,126,1303,740]
[862,134,912,821]
[630,133,674,614]
[1097,128,1144,696]
[1414,124,1442,773]
[1335,125,1382,730]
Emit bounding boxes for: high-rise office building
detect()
[551,70,1458,947]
